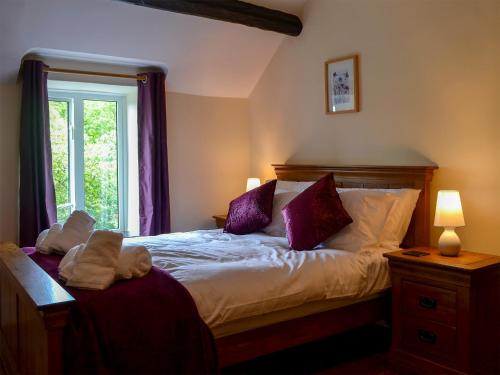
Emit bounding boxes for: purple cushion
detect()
[282,173,353,250]
[224,180,277,235]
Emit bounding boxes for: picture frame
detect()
[325,54,360,114]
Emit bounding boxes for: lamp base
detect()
[438,227,461,257]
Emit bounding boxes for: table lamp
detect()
[246,178,261,192]
[434,190,465,256]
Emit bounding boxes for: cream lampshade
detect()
[434,190,465,256]
[246,178,261,192]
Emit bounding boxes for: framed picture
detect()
[325,54,359,114]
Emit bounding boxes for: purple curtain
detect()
[138,72,170,236]
[19,60,57,247]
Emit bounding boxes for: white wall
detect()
[249,0,500,254]
[0,85,20,242]
[0,0,286,97]
[167,92,250,231]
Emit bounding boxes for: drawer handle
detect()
[419,296,437,310]
[418,329,437,344]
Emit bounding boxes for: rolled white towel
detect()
[36,223,63,254]
[59,243,152,282]
[115,245,152,279]
[65,230,123,290]
[58,244,85,281]
[36,229,49,248]
[51,211,96,253]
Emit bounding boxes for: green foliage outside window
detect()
[83,100,119,229]
[49,101,71,223]
[49,99,120,230]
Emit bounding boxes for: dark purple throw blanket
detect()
[25,248,218,375]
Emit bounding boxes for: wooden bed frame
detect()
[0,164,437,374]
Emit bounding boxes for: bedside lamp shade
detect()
[434,190,465,257]
[434,190,465,227]
[246,178,261,192]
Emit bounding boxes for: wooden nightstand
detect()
[384,247,500,375]
[212,214,227,229]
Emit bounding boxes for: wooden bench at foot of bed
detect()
[0,242,74,375]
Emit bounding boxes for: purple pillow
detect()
[282,173,353,250]
[224,180,277,235]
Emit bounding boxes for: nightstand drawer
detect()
[402,280,456,325]
[401,318,457,363]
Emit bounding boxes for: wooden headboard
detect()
[273,164,438,248]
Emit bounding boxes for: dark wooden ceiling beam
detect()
[115,0,303,36]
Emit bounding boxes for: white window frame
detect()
[49,89,128,232]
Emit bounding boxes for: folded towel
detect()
[64,230,123,290]
[59,243,152,283]
[36,229,49,249]
[58,244,85,281]
[116,245,152,279]
[51,211,96,253]
[36,224,63,254]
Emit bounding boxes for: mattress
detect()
[124,230,391,330]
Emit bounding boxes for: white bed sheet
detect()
[124,230,390,328]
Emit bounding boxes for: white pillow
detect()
[275,180,315,194]
[378,189,421,248]
[262,191,299,237]
[266,184,420,248]
[336,188,421,249]
[324,190,400,252]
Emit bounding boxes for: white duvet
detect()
[124,230,390,328]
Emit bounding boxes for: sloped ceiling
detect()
[0,0,307,98]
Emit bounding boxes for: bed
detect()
[0,164,437,374]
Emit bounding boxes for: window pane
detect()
[49,100,71,223]
[83,100,119,229]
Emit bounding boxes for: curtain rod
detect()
[43,67,148,83]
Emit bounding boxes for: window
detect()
[49,90,128,231]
